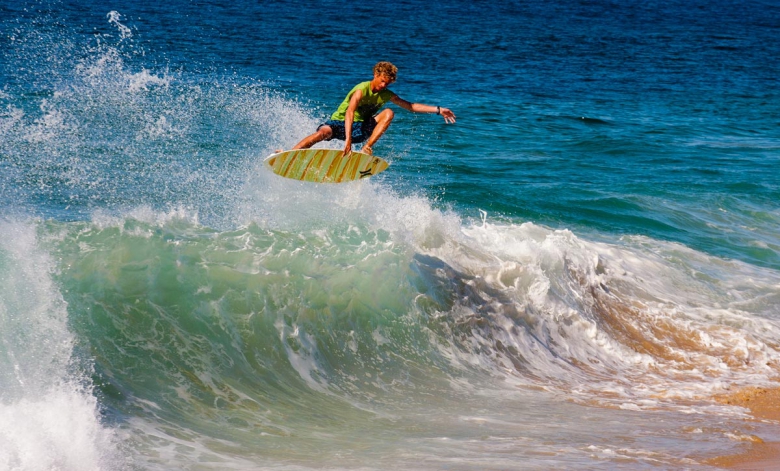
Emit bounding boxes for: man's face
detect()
[371,73,394,92]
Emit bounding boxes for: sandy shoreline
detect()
[706,387,780,469]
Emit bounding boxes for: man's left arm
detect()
[391,96,456,123]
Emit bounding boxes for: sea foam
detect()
[0,220,121,471]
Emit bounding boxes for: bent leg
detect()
[362,109,394,155]
[293,126,333,150]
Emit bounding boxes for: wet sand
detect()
[707,387,780,470]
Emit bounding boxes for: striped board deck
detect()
[263,149,389,183]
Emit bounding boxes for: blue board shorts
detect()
[318,118,377,143]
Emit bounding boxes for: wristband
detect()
[437,106,441,115]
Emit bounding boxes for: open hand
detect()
[439,107,456,124]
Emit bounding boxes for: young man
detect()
[292,61,456,156]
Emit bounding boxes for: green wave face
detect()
[50,217,473,461]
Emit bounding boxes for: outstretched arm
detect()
[391,96,456,123]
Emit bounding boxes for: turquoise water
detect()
[1,1,780,469]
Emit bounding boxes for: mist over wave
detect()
[1,9,316,226]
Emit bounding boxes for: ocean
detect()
[1,0,779,469]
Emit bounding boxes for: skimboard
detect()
[263,149,389,183]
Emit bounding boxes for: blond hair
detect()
[374,61,397,81]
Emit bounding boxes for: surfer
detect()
[292,61,456,156]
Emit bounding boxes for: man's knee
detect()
[377,109,394,123]
[317,126,333,139]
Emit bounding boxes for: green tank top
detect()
[330,81,396,122]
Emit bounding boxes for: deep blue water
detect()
[2,1,780,469]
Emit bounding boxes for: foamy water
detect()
[0,221,120,471]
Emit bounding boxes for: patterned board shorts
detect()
[317,117,378,143]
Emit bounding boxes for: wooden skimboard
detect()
[263,149,389,183]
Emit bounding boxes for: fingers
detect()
[440,108,456,124]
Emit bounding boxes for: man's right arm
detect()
[343,89,363,155]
